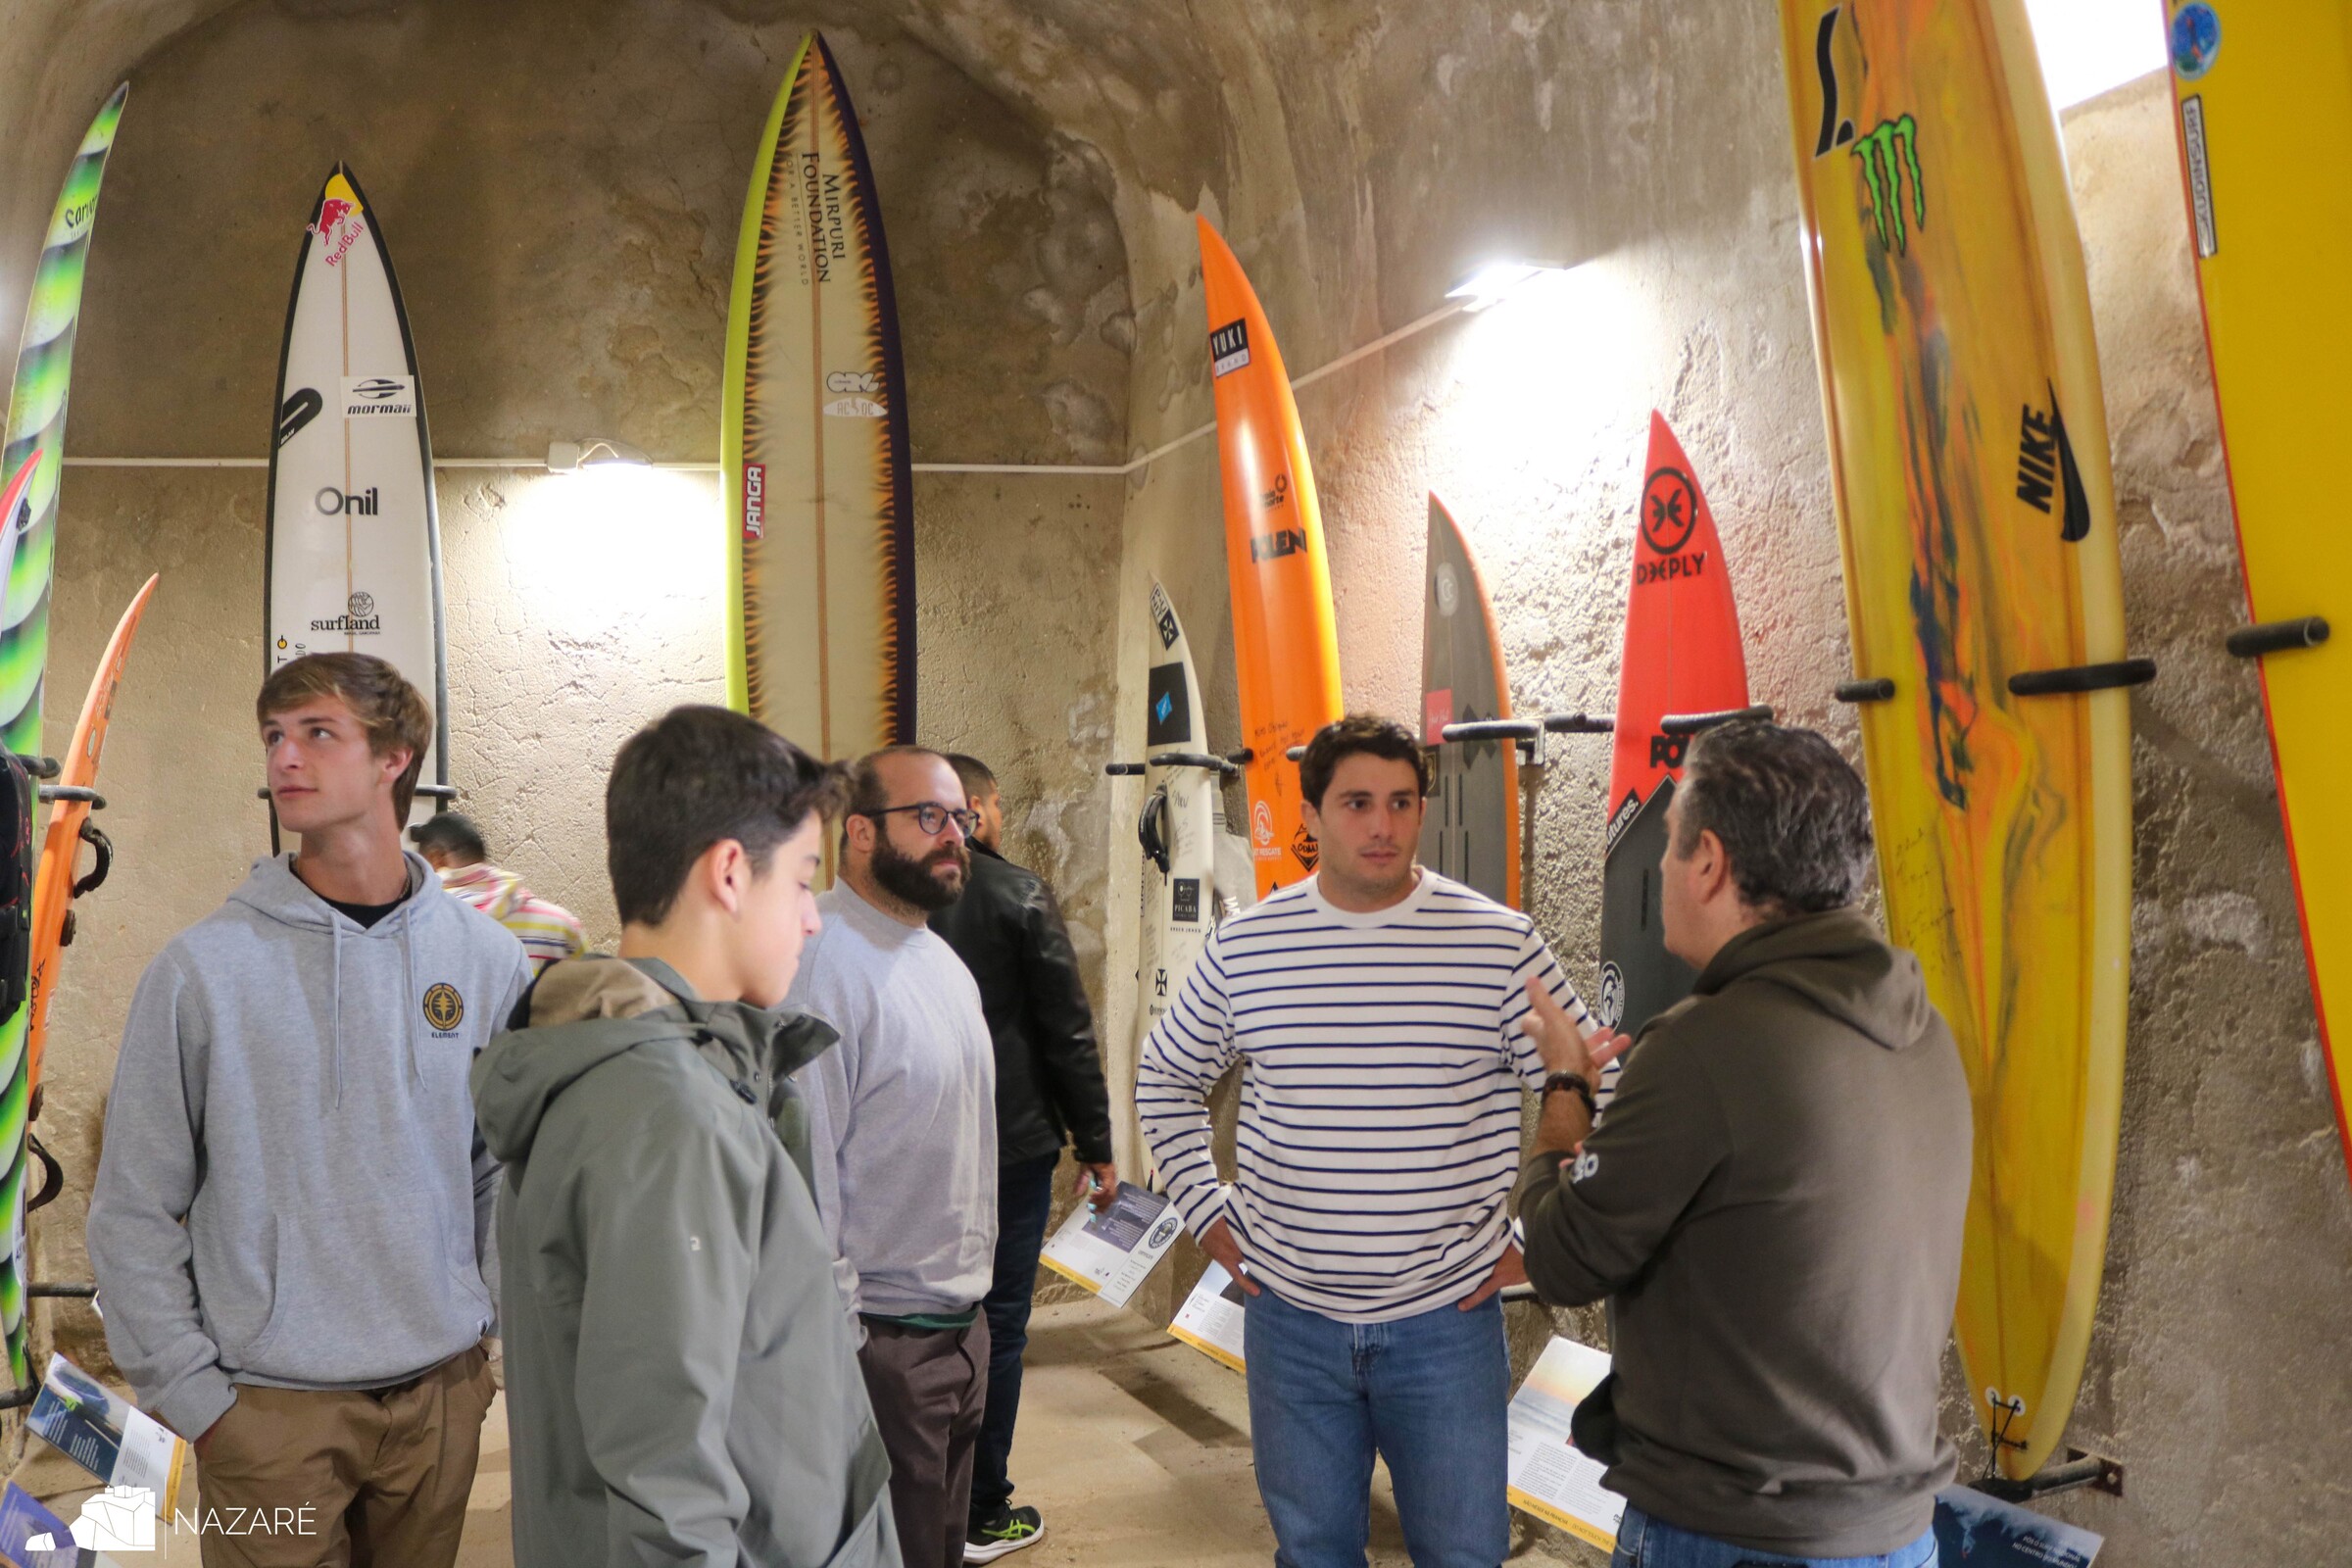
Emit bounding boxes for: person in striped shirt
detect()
[413,812,588,972]
[1138,714,1596,1568]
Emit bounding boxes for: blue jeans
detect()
[971,1151,1059,1520]
[1243,1285,1510,1568]
[1610,1504,1936,1568]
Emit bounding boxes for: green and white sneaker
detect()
[965,1503,1047,1562]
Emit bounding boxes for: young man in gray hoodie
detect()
[88,654,530,1568]
[472,705,900,1568]
[1514,721,1971,1568]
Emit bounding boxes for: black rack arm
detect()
[1148,751,1242,776]
[1835,678,1896,704]
[38,786,103,808]
[2007,659,2157,698]
[416,784,460,801]
[1102,762,1144,777]
[1971,1449,2124,1503]
[1541,712,1614,734]
[1660,705,1775,736]
[10,754,58,780]
[2226,616,2328,660]
[1285,745,1306,762]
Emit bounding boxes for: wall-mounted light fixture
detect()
[546,438,651,473]
[1446,261,1572,313]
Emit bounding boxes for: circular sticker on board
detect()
[2170,3,2220,80]
[1594,962,1626,1032]
[1436,562,1460,617]
[1640,466,1698,557]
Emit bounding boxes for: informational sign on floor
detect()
[1505,1336,1622,1550]
[26,1354,187,1517]
[1933,1486,2103,1565]
[1166,1261,1250,1372]
[1040,1184,1184,1308]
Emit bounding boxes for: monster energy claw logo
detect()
[1852,115,1925,255]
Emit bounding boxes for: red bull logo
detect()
[310,194,366,269]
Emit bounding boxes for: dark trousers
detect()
[972,1150,1059,1520]
[859,1315,992,1568]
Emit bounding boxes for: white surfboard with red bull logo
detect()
[264,164,448,823]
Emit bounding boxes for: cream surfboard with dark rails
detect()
[265,166,451,827]
[726,31,915,764]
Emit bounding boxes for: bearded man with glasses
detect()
[788,745,1000,1568]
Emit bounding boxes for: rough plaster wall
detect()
[3,2,2346,1560]
[1079,17,2349,1568]
[29,0,1127,1388]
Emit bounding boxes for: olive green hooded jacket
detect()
[473,955,898,1568]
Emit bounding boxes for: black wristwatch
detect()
[1542,1071,1596,1119]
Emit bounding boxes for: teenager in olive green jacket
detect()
[473,706,899,1568]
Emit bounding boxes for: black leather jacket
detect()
[929,842,1114,1166]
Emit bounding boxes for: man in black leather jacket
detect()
[929,754,1117,1563]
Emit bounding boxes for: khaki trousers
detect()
[191,1344,495,1568]
[858,1316,991,1568]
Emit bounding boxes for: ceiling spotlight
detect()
[1446,261,1571,313]
[546,438,651,473]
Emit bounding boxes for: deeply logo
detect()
[1291,823,1319,872]
[422,982,465,1033]
[743,462,766,542]
[1640,466,1698,556]
[1853,115,1926,255]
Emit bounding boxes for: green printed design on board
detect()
[0,80,126,1390]
[1853,115,1926,254]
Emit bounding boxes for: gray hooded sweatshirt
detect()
[473,956,898,1568]
[86,853,530,1441]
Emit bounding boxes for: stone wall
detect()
[0,3,2340,1562]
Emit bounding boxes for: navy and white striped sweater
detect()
[1137,869,1592,1322]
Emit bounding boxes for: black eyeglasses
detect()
[863,803,980,838]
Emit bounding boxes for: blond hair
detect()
[257,654,432,821]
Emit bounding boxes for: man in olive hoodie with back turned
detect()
[472,706,899,1568]
[1515,721,1970,1568]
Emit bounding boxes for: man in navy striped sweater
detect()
[1139,714,1597,1568]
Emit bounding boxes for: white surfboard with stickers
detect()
[265,165,448,822]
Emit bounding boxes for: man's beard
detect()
[872,833,969,911]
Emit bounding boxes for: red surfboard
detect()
[1596,413,1750,1040]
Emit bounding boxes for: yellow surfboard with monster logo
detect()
[1778,0,2138,1481]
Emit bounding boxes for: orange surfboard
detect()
[1197,219,1343,897]
[25,573,159,1101]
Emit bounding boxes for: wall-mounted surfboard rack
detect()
[1972,1446,2125,1503]
[1835,678,1896,703]
[2007,658,2156,697]
[1103,751,1242,778]
[1435,712,1616,763]
[1660,705,1776,735]
[2226,615,2328,659]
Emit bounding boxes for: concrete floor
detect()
[24,1296,1576,1566]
